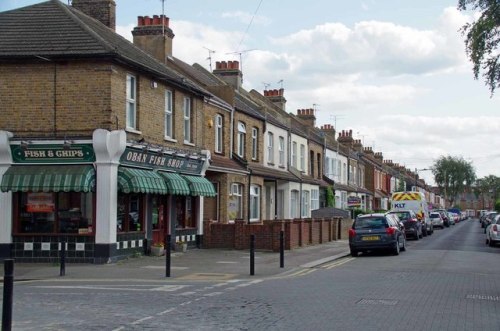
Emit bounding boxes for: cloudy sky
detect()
[3,0,500,185]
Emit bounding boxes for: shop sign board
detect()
[120,147,205,175]
[347,196,362,208]
[11,144,95,163]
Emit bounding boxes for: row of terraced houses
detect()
[0,0,445,263]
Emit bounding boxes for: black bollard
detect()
[250,234,255,276]
[280,230,285,268]
[166,234,171,278]
[2,259,14,331]
[60,239,66,277]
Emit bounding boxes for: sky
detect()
[2,0,500,185]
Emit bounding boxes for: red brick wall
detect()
[203,218,344,251]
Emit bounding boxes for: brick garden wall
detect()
[203,217,350,251]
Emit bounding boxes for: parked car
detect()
[447,212,456,226]
[387,210,422,240]
[485,215,500,247]
[434,209,450,227]
[480,211,495,228]
[349,213,406,257]
[483,212,498,232]
[430,212,444,228]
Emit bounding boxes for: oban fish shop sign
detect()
[11,144,95,163]
[120,147,204,175]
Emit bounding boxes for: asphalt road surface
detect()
[3,218,500,330]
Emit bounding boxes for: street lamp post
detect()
[414,168,431,192]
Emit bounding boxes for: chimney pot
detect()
[137,16,144,26]
[215,61,221,69]
[264,90,268,96]
[153,15,160,25]
[279,88,284,96]
[221,61,227,69]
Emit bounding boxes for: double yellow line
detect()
[281,257,355,278]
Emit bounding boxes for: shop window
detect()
[16,192,93,234]
[175,196,195,228]
[117,193,143,232]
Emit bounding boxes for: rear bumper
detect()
[349,240,397,251]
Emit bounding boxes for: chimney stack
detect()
[213,61,242,90]
[132,14,174,64]
[338,129,354,147]
[263,88,287,111]
[296,108,316,128]
[72,0,116,31]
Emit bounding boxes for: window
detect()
[250,185,260,221]
[251,127,258,160]
[237,122,246,157]
[16,192,93,234]
[291,190,299,218]
[164,90,173,138]
[183,97,191,143]
[300,144,305,171]
[278,136,285,166]
[117,193,142,232]
[126,74,136,129]
[292,142,297,167]
[341,191,347,209]
[215,114,223,153]
[311,189,319,210]
[325,157,330,176]
[301,190,310,217]
[267,132,274,164]
[229,183,243,220]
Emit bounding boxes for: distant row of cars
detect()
[348,191,466,257]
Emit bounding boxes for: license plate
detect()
[362,236,380,241]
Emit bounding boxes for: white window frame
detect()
[230,183,243,220]
[278,136,285,167]
[126,74,136,130]
[311,189,319,210]
[215,114,223,153]
[300,144,305,171]
[267,132,274,164]
[301,190,310,217]
[291,190,300,218]
[164,90,173,139]
[292,142,297,168]
[250,185,260,221]
[237,122,246,158]
[251,127,258,160]
[183,97,191,143]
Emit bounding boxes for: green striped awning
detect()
[118,167,168,195]
[181,175,217,197]
[157,172,190,196]
[0,165,95,193]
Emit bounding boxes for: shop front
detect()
[0,129,215,263]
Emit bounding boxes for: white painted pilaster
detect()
[0,131,13,244]
[93,129,126,244]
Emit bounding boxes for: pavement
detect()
[1,240,350,282]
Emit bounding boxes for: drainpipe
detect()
[247,168,252,224]
[230,107,234,159]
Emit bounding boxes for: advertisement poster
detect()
[27,193,55,213]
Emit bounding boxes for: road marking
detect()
[322,257,355,269]
[31,284,189,292]
[157,308,176,315]
[204,291,223,297]
[131,316,154,325]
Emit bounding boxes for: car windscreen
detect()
[390,212,409,222]
[430,213,440,218]
[354,218,387,229]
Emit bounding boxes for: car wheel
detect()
[419,229,423,239]
[414,231,419,240]
[401,236,406,252]
[489,240,495,247]
[486,238,490,245]
[393,238,400,255]
[350,249,358,257]
[422,227,428,237]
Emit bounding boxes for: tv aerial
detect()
[203,46,216,71]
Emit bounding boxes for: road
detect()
[4,218,500,330]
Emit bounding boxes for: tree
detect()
[326,186,335,207]
[432,156,476,206]
[474,175,500,208]
[397,178,406,192]
[458,0,500,95]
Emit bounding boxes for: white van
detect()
[391,191,434,236]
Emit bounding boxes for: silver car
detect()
[485,215,500,247]
[430,212,444,228]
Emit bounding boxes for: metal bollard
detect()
[60,239,66,277]
[280,230,285,268]
[166,234,171,278]
[250,234,255,276]
[2,259,14,331]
